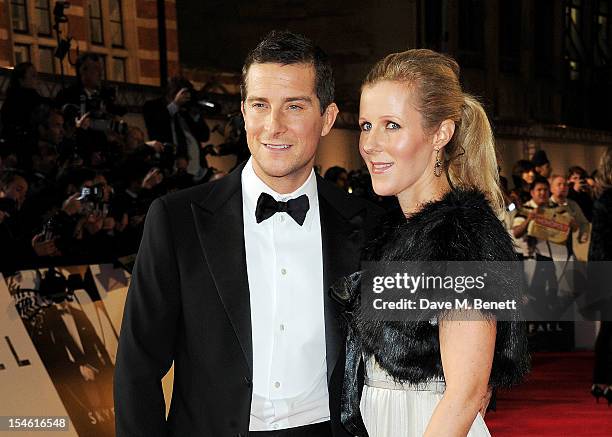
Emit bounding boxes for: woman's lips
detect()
[371,162,394,174]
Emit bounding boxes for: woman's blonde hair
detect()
[362,49,504,214]
[595,147,612,197]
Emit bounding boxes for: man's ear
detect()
[240,101,247,132]
[321,103,339,137]
[432,119,455,150]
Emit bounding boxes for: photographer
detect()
[39,168,116,260]
[111,164,164,254]
[568,165,594,221]
[0,170,60,273]
[143,76,210,182]
[55,53,127,168]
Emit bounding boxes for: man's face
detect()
[4,176,28,210]
[550,176,569,200]
[530,183,550,206]
[43,112,64,145]
[241,62,338,193]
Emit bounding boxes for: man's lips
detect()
[262,142,292,150]
[371,161,394,174]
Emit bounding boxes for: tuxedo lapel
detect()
[318,177,366,382]
[191,166,253,373]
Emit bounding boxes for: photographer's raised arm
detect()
[114,198,181,437]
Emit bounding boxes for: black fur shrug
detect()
[332,188,530,436]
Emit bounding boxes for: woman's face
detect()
[522,170,535,184]
[359,81,435,197]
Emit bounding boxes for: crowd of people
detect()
[0,54,231,273]
[0,54,607,278]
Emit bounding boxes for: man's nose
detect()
[264,108,287,136]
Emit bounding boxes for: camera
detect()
[78,88,129,136]
[77,183,108,215]
[183,88,221,116]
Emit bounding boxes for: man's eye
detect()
[360,122,372,131]
[252,103,266,109]
[288,104,302,110]
[386,122,401,129]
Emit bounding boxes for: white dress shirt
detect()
[242,158,330,431]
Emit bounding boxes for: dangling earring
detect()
[433,148,443,177]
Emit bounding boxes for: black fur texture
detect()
[338,188,531,388]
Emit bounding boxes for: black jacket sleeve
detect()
[114,197,181,437]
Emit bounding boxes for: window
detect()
[458,0,485,68]
[594,0,611,66]
[112,57,126,82]
[110,0,125,47]
[39,46,55,73]
[14,44,31,64]
[89,0,104,45]
[36,0,51,35]
[499,0,521,74]
[564,0,586,81]
[11,0,29,33]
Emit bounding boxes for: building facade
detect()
[178,0,612,176]
[0,0,179,86]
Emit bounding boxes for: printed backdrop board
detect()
[0,272,78,436]
[1,264,175,436]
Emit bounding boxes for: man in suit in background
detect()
[142,77,211,182]
[114,30,381,437]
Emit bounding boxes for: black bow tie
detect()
[255,192,310,226]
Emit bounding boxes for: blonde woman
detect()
[333,50,529,437]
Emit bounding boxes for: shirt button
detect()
[280,324,285,331]
[280,215,285,222]
[281,268,287,275]
[274,381,280,388]
[273,424,279,430]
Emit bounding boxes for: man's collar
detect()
[241,157,318,229]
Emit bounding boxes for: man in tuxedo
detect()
[114,30,381,437]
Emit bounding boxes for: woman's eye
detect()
[360,122,372,131]
[386,121,400,129]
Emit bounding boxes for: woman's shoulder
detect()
[388,188,515,261]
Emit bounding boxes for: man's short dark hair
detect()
[241,30,335,114]
[0,169,27,191]
[530,175,550,192]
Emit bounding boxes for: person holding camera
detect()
[0,169,60,273]
[568,165,594,222]
[55,53,127,167]
[143,76,211,182]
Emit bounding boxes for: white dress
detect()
[360,356,491,437]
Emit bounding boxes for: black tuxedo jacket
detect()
[114,164,381,436]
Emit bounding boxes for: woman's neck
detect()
[396,173,451,217]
